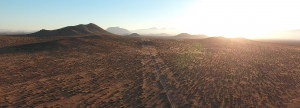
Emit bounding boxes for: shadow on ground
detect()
[0,36,105,55]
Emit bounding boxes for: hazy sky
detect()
[1,0,300,38]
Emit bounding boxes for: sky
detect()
[1,0,300,39]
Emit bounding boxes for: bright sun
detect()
[175,0,300,39]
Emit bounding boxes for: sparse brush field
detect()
[0,35,300,107]
[153,37,300,107]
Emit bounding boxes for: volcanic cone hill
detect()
[28,23,115,36]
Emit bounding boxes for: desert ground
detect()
[0,35,300,107]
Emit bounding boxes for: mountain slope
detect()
[28,23,115,36]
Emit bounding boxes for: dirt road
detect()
[140,38,176,108]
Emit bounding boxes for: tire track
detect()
[141,39,176,108]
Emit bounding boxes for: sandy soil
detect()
[0,35,300,107]
[153,37,300,107]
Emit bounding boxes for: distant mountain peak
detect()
[128,33,140,37]
[106,27,131,35]
[87,23,97,27]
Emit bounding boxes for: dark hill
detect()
[28,23,115,36]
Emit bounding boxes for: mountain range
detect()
[130,27,180,35]
[2,24,299,40]
[127,33,141,37]
[105,27,181,36]
[173,33,208,39]
[0,29,36,35]
[28,23,114,36]
[106,27,131,35]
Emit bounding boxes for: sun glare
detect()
[175,0,300,39]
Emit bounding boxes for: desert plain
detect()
[0,25,300,108]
